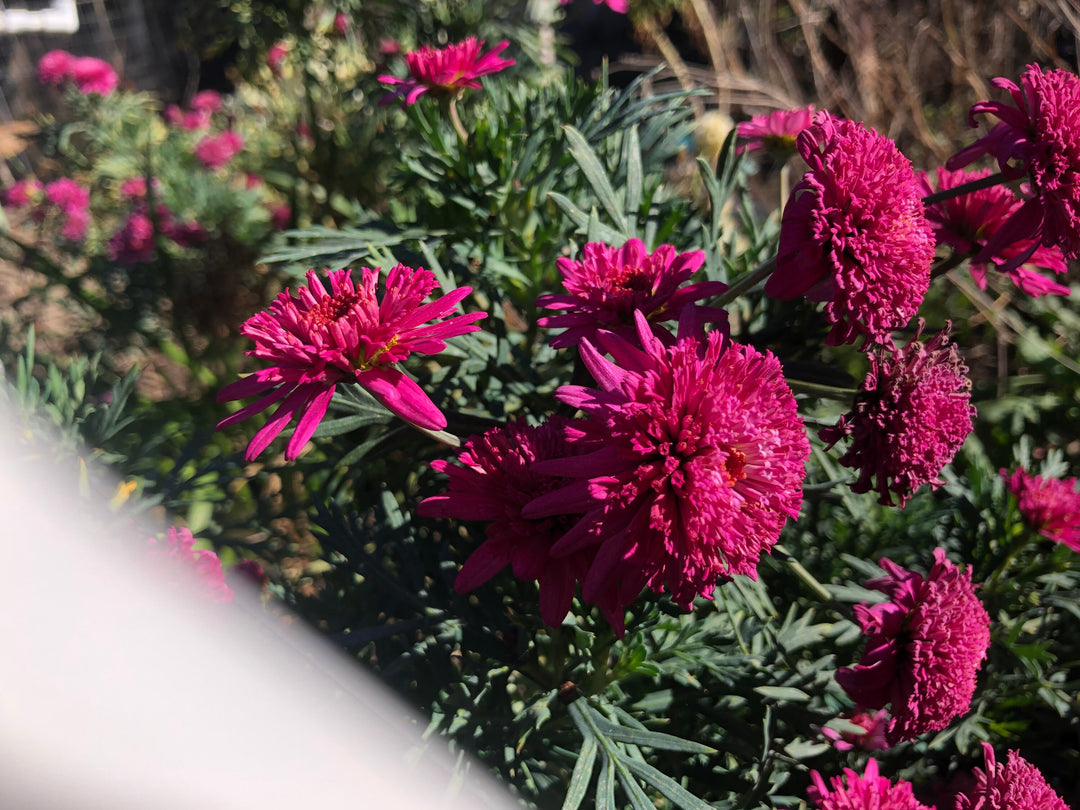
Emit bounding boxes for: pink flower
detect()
[419,417,598,627]
[737,105,816,156]
[37,50,74,85]
[217,265,486,461]
[59,207,90,241]
[535,238,727,349]
[119,176,148,200]
[765,112,935,345]
[108,212,156,264]
[44,177,90,212]
[955,743,1068,810]
[559,0,629,11]
[821,709,889,752]
[164,219,208,248]
[378,38,514,105]
[148,527,234,603]
[190,90,222,113]
[809,759,932,810]
[3,179,43,208]
[947,64,1080,265]
[820,322,974,507]
[269,203,291,230]
[69,56,118,95]
[522,312,809,634]
[194,131,244,169]
[379,38,401,56]
[1001,468,1080,551]
[332,12,350,36]
[922,167,1068,296]
[836,548,990,745]
[267,41,289,75]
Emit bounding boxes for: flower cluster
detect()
[165,90,223,131]
[535,238,727,349]
[922,167,1069,296]
[378,38,514,105]
[194,130,245,170]
[955,743,1069,810]
[820,323,974,507]
[809,759,931,810]
[948,64,1080,264]
[218,265,485,461]
[1002,467,1080,551]
[37,50,118,96]
[419,417,598,627]
[519,312,809,633]
[147,526,234,603]
[737,105,816,157]
[3,177,91,241]
[765,112,935,345]
[836,548,990,745]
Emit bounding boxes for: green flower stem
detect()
[447,96,469,146]
[714,255,777,308]
[929,249,970,281]
[414,424,461,448]
[771,543,833,604]
[921,171,1007,206]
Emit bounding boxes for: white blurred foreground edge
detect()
[0,412,516,810]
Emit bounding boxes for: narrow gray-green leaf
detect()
[619,755,714,810]
[615,766,654,810]
[624,126,643,222]
[753,686,810,702]
[548,192,626,243]
[311,413,390,438]
[561,735,598,810]
[587,710,716,755]
[563,125,629,235]
[595,752,616,810]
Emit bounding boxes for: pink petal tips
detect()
[765,112,935,345]
[809,759,932,810]
[521,312,809,635]
[820,322,975,507]
[1002,467,1080,551]
[835,548,990,745]
[418,416,597,628]
[535,238,726,349]
[377,38,514,106]
[947,64,1080,265]
[955,743,1069,810]
[217,265,485,461]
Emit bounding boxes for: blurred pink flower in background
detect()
[419,417,597,627]
[190,90,222,113]
[535,238,726,349]
[70,56,119,96]
[147,527,234,603]
[217,265,485,460]
[3,179,44,208]
[378,38,514,105]
[332,12,350,36]
[108,212,156,264]
[559,0,628,11]
[766,112,935,345]
[119,176,148,200]
[809,759,931,810]
[1002,468,1080,551]
[948,64,1080,266]
[821,709,889,752]
[37,50,74,85]
[267,41,289,76]
[522,312,809,634]
[820,323,974,507]
[836,548,990,745]
[922,167,1068,296]
[195,131,244,169]
[45,178,91,241]
[737,105,816,156]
